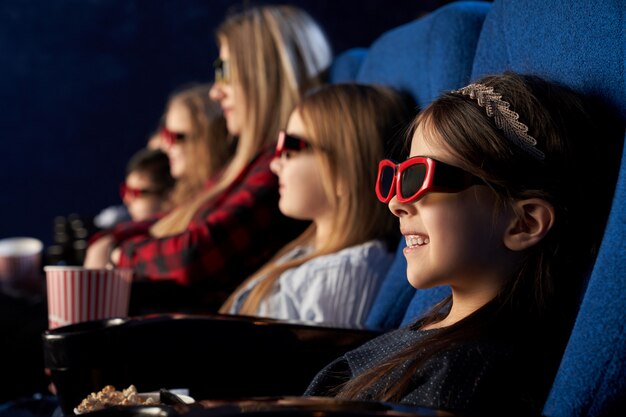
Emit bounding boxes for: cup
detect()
[44,266,133,329]
[0,237,44,295]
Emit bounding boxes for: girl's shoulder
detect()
[344,327,438,373]
[277,240,393,293]
[313,239,392,265]
[435,338,515,366]
[348,327,515,372]
[408,338,536,414]
[286,240,392,281]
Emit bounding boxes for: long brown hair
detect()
[220,84,414,315]
[150,5,331,237]
[335,73,619,404]
[164,84,231,206]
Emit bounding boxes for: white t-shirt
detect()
[229,240,393,328]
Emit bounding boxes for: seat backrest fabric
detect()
[361,1,491,330]
[356,1,491,110]
[400,284,451,327]
[470,1,625,415]
[471,0,624,120]
[329,48,367,83]
[364,240,415,330]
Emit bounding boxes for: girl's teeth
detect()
[405,235,429,248]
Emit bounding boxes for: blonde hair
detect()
[166,84,231,206]
[151,5,331,237]
[221,84,414,315]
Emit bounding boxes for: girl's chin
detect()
[277,204,296,219]
[407,278,427,289]
[278,204,310,222]
[170,165,185,178]
[225,118,241,136]
[405,266,436,290]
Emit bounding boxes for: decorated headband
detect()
[452,83,545,160]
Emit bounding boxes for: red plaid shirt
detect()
[109,148,305,292]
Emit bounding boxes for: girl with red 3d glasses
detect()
[157,83,233,208]
[220,84,414,327]
[119,148,175,222]
[304,73,619,416]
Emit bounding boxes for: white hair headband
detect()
[452,83,545,160]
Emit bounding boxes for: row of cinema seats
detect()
[42,1,625,416]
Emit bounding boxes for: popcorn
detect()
[75,385,157,414]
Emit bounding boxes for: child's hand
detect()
[110,246,121,265]
[83,234,116,268]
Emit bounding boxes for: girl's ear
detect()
[503,198,555,251]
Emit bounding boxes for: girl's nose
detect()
[209,83,225,101]
[122,192,133,205]
[269,156,282,175]
[162,138,173,151]
[388,195,413,218]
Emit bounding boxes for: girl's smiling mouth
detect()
[404,234,430,248]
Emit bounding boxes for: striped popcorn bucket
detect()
[44,266,133,329]
[0,237,43,295]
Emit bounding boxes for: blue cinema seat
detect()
[354,1,490,111]
[469,0,626,416]
[329,48,367,83]
[332,1,491,330]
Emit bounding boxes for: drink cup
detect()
[0,237,44,295]
[44,266,133,329]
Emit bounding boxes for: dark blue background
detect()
[0,0,453,245]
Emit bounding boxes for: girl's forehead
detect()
[126,170,153,187]
[166,102,192,131]
[286,109,307,136]
[218,37,230,60]
[409,122,446,158]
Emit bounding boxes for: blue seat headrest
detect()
[329,48,367,83]
[471,0,625,119]
[356,1,490,109]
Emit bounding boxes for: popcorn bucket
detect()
[0,237,43,295]
[44,266,133,329]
